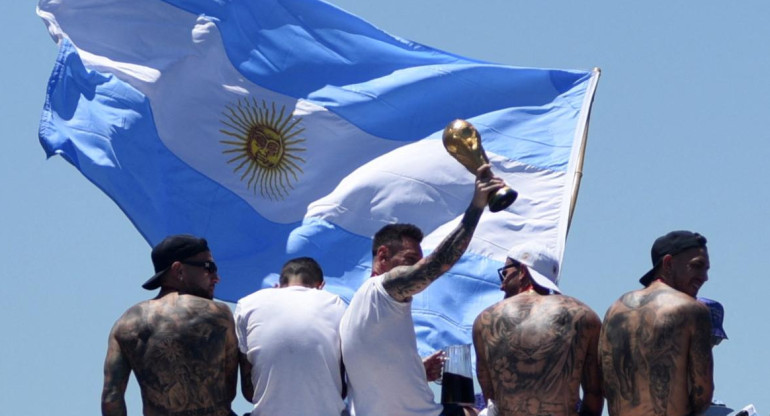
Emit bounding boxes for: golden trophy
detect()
[443,119,517,212]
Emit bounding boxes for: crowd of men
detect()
[100,165,722,416]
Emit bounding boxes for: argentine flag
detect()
[37,0,600,354]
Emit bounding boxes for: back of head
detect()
[143,234,210,290]
[639,230,707,286]
[371,223,423,256]
[506,242,561,294]
[279,257,324,288]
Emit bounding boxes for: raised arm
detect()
[101,324,131,416]
[382,165,503,301]
[688,303,714,415]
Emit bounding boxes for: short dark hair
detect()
[372,223,423,257]
[279,257,324,287]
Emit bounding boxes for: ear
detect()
[317,281,326,290]
[372,245,390,275]
[521,267,532,285]
[375,245,389,262]
[374,245,390,267]
[660,254,674,279]
[159,261,184,289]
[170,261,184,280]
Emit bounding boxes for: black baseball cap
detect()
[142,234,210,290]
[639,230,707,286]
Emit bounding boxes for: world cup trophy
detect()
[443,119,517,212]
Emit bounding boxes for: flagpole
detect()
[567,67,601,234]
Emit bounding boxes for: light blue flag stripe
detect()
[38,0,599,355]
[163,0,591,169]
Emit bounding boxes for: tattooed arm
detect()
[688,303,714,415]
[101,322,131,416]
[580,311,603,416]
[218,302,239,406]
[472,309,495,401]
[239,352,254,402]
[382,165,503,302]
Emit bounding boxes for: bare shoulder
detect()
[538,295,601,336]
[553,295,600,318]
[117,299,152,321]
[168,293,225,309]
[473,299,500,327]
[174,295,235,326]
[605,286,671,315]
[472,298,516,339]
[602,293,629,319]
[113,295,234,340]
[680,297,711,329]
[640,286,708,319]
[185,296,234,316]
[213,300,235,318]
[603,286,700,329]
[562,296,602,333]
[110,300,152,339]
[474,296,525,324]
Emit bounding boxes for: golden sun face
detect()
[219,98,306,200]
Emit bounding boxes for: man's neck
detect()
[517,284,537,295]
[282,282,318,289]
[155,287,179,299]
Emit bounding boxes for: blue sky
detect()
[2,1,768,415]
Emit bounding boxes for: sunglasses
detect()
[181,260,218,274]
[497,260,521,282]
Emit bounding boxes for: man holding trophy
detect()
[339,120,512,416]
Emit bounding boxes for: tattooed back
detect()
[473,294,602,416]
[598,283,713,416]
[107,293,238,416]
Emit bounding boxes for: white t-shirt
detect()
[235,286,347,416]
[339,275,442,416]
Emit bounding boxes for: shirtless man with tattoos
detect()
[599,231,714,416]
[101,235,238,416]
[339,164,503,416]
[473,243,603,416]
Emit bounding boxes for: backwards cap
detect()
[639,230,707,286]
[142,234,209,290]
[506,243,560,294]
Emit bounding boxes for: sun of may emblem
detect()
[219,98,306,200]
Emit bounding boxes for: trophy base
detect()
[488,187,517,212]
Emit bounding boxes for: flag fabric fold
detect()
[37,0,599,354]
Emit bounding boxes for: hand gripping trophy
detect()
[443,119,518,212]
